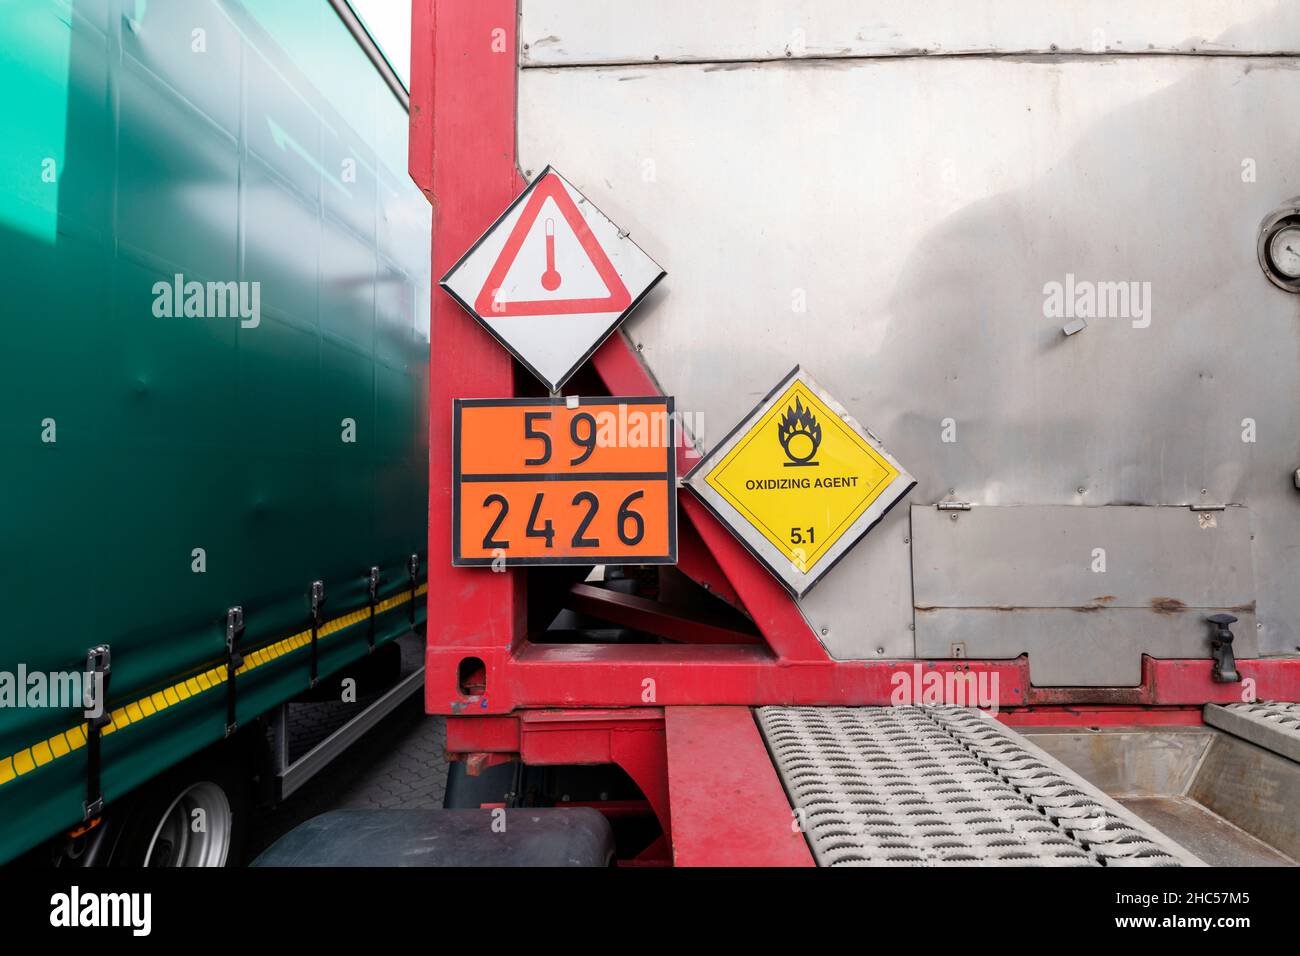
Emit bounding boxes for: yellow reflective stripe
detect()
[0,582,426,788]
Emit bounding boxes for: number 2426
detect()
[481,490,646,550]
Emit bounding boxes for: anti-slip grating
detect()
[1229,700,1300,731]
[756,706,1203,867]
[1204,700,1300,764]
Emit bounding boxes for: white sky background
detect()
[349,0,412,88]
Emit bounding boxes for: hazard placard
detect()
[440,167,665,392]
[453,397,677,566]
[686,367,915,596]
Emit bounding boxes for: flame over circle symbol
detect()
[777,397,822,466]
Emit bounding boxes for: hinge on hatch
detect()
[936,501,971,511]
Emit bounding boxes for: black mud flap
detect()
[250,808,615,867]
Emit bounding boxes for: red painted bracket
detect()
[564,582,762,645]
[448,708,672,854]
[446,707,817,867]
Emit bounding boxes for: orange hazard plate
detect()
[453,397,678,565]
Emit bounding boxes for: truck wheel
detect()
[105,749,251,867]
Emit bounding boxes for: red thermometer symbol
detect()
[540,218,562,291]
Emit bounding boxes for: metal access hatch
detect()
[910,505,1259,686]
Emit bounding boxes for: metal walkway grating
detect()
[1205,700,1300,764]
[756,706,1202,867]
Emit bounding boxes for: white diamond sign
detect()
[440,166,665,391]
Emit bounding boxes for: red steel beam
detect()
[564,582,762,645]
[665,707,814,867]
[411,0,527,683]
[430,645,1300,714]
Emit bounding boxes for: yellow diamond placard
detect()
[688,367,915,596]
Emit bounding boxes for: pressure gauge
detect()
[1258,206,1300,293]
[1268,225,1300,280]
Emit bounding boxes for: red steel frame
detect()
[410,0,1300,864]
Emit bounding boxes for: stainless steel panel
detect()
[798,504,914,660]
[911,504,1258,685]
[917,608,1258,686]
[1023,729,1213,796]
[1189,733,1300,862]
[1116,796,1296,867]
[521,1,1300,65]
[913,505,1256,609]
[518,46,1300,674]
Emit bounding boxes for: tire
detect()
[104,747,252,867]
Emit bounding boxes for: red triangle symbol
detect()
[475,173,632,317]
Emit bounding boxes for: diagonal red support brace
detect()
[564,582,762,645]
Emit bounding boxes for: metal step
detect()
[1204,701,1300,764]
[756,706,1203,867]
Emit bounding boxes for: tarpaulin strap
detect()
[309,581,326,688]
[224,607,245,736]
[83,645,112,821]
[407,554,420,626]
[1,583,428,794]
[367,567,381,652]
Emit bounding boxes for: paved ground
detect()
[246,634,449,862]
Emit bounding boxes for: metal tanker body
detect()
[411,0,1300,868]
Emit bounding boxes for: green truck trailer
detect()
[0,0,430,865]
